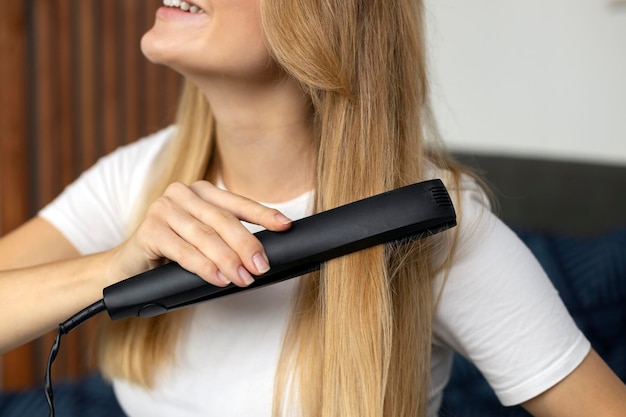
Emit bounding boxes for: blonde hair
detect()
[100,0,461,416]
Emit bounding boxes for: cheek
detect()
[220,28,271,72]
[193,16,272,77]
[212,0,268,56]
[212,4,269,62]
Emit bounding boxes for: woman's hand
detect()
[110,180,292,287]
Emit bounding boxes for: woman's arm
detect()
[522,349,626,417]
[0,180,292,353]
[0,216,112,352]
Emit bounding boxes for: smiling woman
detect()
[1,0,626,416]
[0,0,181,390]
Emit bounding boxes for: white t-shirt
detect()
[39,126,590,417]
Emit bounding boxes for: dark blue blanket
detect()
[2,229,624,417]
[0,374,125,417]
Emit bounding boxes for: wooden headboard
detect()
[0,0,181,392]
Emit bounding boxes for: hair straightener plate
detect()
[102,179,456,320]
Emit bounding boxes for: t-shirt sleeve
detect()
[38,126,175,255]
[432,178,591,406]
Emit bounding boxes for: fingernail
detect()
[253,252,270,274]
[217,271,231,285]
[238,266,255,286]
[275,213,292,225]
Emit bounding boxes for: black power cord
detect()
[44,300,106,417]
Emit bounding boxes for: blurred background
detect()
[427,0,626,165]
[425,0,626,234]
[0,0,181,391]
[0,0,624,402]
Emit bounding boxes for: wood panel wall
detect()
[0,0,182,390]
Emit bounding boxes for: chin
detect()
[140,30,167,65]
[140,30,201,80]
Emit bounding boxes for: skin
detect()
[521,349,626,416]
[1,1,625,415]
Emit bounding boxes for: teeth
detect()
[163,0,205,13]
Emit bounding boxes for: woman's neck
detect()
[199,74,316,203]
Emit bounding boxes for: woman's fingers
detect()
[188,181,293,231]
[138,181,292,287]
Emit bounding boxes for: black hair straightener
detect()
[44,179,456,416]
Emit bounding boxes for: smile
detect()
[162,0,205,14]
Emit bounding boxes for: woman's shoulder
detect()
[428,161,590,407]
[38,126,178,254]
[100,125,177,169]
[73,125,179,197]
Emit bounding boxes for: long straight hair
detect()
[100,0,460,415]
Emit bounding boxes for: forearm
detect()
[0,251,118,353]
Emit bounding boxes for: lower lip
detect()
[156,6,205,20]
